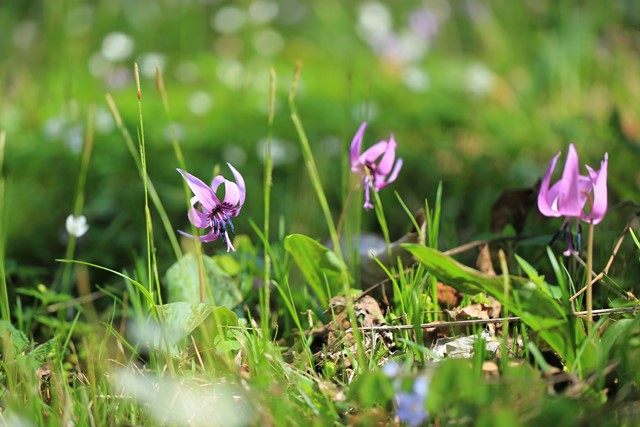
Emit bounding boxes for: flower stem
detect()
[585,222,595,324]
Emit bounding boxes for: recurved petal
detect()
[227,162,246,206]
[359,141,388,165]
[537,151,562,217]
[377,134,397,175]
[385,157,403,185]
[222,180,241,207]
[177,169,219,211]
[584,153,608,224]
[188,207,209,228]
[211,175,225,192]
[177,228,221,243]
[557,144,584,217]
[199,228,221,243]
[374,157,403,190]
[350,122,367,167]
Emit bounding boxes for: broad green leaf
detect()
[284,234,347,305]
[0,321,29,355]
[403,244,575,364]
[214,254,241,276]
[165,253,242,308]
[151,302,238,354]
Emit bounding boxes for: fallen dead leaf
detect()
[482,361,499,379]
[437,282,461,306]
[476,244,496,275]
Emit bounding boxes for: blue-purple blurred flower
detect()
[177,163,245,252]
[381,361,430,426]
[350,122,403,209]
[395,376,429,426]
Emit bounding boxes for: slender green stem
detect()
[586,222,595,324]
[105,94,182,261]
[372,188,391,256]
[134,63,162,306]
[0,131,8,321]
[260,68,276,340]
[498,249,510,370]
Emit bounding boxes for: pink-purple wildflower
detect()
[350,122,403,209]
[537,144,608,255]
[177,163,246,252]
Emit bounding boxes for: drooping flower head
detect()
[537,143,608,224]
[177,163,245,252]
[350,122,403,209]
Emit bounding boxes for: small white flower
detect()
[466,63,495,97]
[65,215,89,238]
[187,91,213,116]
[101,32,134,62]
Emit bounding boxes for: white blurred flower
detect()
[164,122,185,143]
[66,215,89,238]
[217,60,245,89]
[1,412,34,427]
[138,52,166,78]
[403,66,430,92]
[223,145,247,167]
[43,116,66,140]
[211,6,247,34]
[253,29,284,56]
[95,107,115,134]
[88,52,110,78]
[174,60,200,83]
[12,20,38,50]
[112,369,252,427]
[65,124,84,154]
[187,91,214,116]
[101,32,134,62]
[256,137,295,166]
[358,2,392,41]
[248,0,279,24]
[104,66,131,89]
[466,63,495,97]
[393,30,428,63]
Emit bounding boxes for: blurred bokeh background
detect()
[1,0,639,286]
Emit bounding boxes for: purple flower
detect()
[350,122,403,209]
[538,144,608,225]
[395,376,429,426]
[177,163,246,252]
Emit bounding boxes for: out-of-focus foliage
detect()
[1,0,639,292]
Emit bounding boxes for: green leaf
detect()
[0,321,29,355]
[347,370,394,407]
[403,244,575,364]
[284,234,347,305]
[165,253,242,308]
[153,302,238,354]
[213,254,241,276]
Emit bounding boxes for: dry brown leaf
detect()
[476,244,496,275]
[437,282,461,306]
[482,361,499,379]
[446,297,501,321]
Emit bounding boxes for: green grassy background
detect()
[1,0,639,289]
